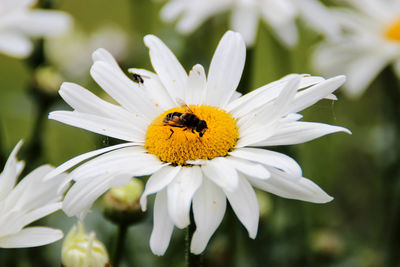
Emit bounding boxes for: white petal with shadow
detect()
[201,157,239,192]
[186,64,207,105]
[43,143,137,181]
[49,111,145,142]
[205,31,246,107]
[144,35,188,102]
[251,121,351,147]
[140,166,181,211]
[167,167,202,229]
[90,61,157,119]
[224,174,259,238]
[249,168,333,203]
[229,147,302,176]
[191,178,226,254]
[0,227,63,248]
[150,189,174,256]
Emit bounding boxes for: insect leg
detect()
[168,129,174,139]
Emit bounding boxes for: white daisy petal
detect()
[348,0,390,22]
[69,147,164,181]
[227,75,323,118]
[13,10,71,37]
[92,48,121,70]
[224,174,259,238]
[235,76,301,147]
[0,0,35,14]
[186,64,207,105]
[4,165,68,211]
[175,1,230,34]
[49,111,145,142]
[261,0,298,47]
[345,54,388,98]
[190,178,226,254]
[90,61,157,119]
[144,34,188,102]
[0,144,66,248]
[311,0,400,97]
[140,166,181,211]
[0,140,23,200]
[295,0,340,40]
[201,157,239,192]
[63,173,132,220]
[229,147,302,176]
[249,168,333,203]
[226,157,271,180]
[58,82,148,130]
[128,68,176,109]
[160,0,185,22]
[160,0,348,48]
[254,121,351,146]
[0,1,71,58]
[205,31,246,107]
[231,6,259,46]
[290,75,346,113]
[20,203,62,227]
[150,189,174,256]
[167,167,202,229]
[0,227,63,248]
[43,143,138,181]
[0,31,32,58]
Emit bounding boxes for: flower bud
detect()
[34,66,64,93]
[61,223,110,267]
[256,191,272,219]
[103,178,146,225]
[310,229,344,257]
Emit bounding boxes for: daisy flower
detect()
[313,0,400,98]
[48,31,350,255]
[0,0,72,58]
[160,0,340,47]
[0,141,68,248]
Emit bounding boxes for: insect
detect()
[163,98,208,138]
[131,73,144,84]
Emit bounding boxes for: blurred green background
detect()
[0,0,399,266]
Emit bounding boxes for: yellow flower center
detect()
[385,18,400,42]
[145,105,238,165]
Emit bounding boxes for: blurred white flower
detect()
[46,25,130,81]
[160,0,340,47]
[61,222,109,267]
[0,141,68,248]
[313,0,400,98]
[48,31,349,255]
[0,0,72,58]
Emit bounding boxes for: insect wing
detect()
[176,97,194,114]
[163,120,184,127]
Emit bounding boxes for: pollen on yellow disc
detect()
[385,18,400,42]
[145,105,239,165]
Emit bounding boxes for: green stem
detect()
[381,67,400,267]
[226,205,238,267]
[238,48,254,94]
[0,117,6,166]
[112,224,128,267]
[20,40,57,175]
[186,212,203,267]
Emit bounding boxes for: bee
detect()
[163,98,208,138]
